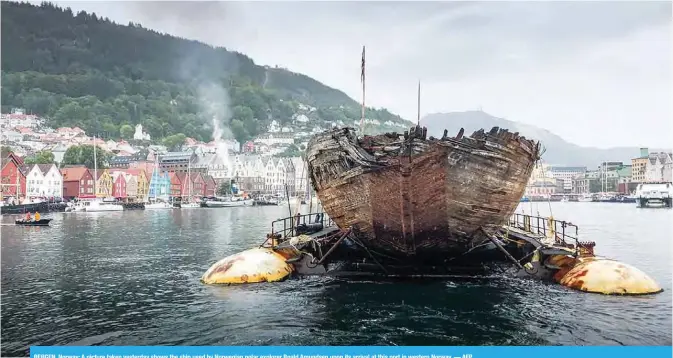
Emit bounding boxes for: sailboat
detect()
[203,179,253,207]
[82,135,124,212]
[145,154,173,209]
[181,157,200,209]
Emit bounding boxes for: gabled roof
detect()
[36,164,56,175]
[24,163,57,177]
[203,175,217,185]
[61,167,90,181]
[175,172,187,183]
[2,152,24,166]
[93,169,109,180]
[111,171,127,183]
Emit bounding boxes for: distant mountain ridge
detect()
[420,111,663,168]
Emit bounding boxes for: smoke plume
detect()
[196,82,234,170]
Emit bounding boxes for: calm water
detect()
[1,203,671,355]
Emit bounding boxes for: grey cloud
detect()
[41,1,673,147]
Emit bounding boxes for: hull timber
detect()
[305,125,541,261]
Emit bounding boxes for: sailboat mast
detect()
[417,80,421,126]
[154,154,158,200]
[359,46,366,134]
[93,134,98,197]
[187,156,192,201]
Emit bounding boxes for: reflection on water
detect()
[1,203,671,354]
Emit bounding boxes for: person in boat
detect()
[35,211,41,221]
[25,212,32,222]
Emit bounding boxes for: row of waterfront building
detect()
[525,148,672,197]
[0,149,308,202]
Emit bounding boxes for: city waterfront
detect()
[1,203,671,355]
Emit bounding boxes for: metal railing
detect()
[271,212,335,239]
[507,213,580,247]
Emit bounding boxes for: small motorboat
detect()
[15,218,53,226]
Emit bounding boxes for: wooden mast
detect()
[358,46,366,134]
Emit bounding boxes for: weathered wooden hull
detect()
[306,126,540,260]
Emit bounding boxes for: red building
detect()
[61,167,95,199]
[169,172,183,198]
[1,152,26,198]
[243,141,255,153]
[112,173,127,199]
[203,175,217,197]
[188,172,205,197]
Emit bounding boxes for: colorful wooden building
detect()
[61,166,94,199]
[95,169,113,198]
[0,152,26,199]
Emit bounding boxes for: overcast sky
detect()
[48,1,672,148]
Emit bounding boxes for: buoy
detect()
[557,257,663,295]
[201,247,294,284]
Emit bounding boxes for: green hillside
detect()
[0,1,410,144]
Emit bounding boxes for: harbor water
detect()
[1,203,671,355]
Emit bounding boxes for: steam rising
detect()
[196,82,233,172]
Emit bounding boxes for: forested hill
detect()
[1,1,410,143]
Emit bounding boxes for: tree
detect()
[161,133,186,151]
[119,124,134,140]
[276,144,302,158]
[1,146,13,158]
[0,1,413,144]
[61,145,110,169]
[24,150,54,165]
[229,119,249,151]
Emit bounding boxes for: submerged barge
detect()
[202,210,662,295]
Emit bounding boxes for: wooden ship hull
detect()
[305,125,541,262]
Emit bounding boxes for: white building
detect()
[1,130,23,142]
[51,144,70,165]
[549,166,587,193]
[228,154,297,195]
[55,127,86,139]
[645,152,673,183]
[133,124,151,141]
[254,132,295,146]
[0,109,41,128]
[25,164,63,198]
[294,114,310,123]
[268,120,281,133]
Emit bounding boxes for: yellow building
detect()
[95,169,113,198]
[133,169,149,201]
[631,148,649,183]
[109,169,148,202]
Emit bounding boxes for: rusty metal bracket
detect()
[480,227,525,271]
[315,228,352,265]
